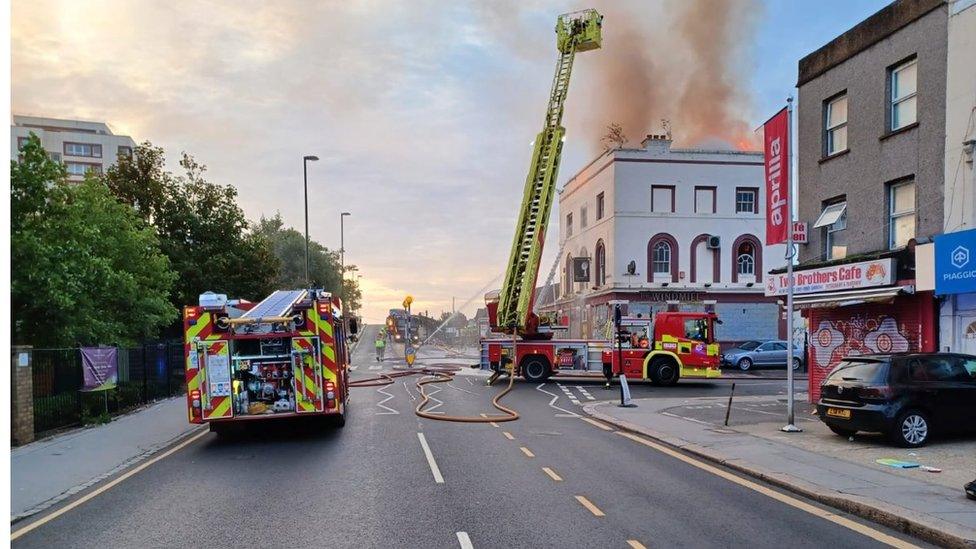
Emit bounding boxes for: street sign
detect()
[792,221,808,244]
[573,257,591,282]
[405,345,416,366]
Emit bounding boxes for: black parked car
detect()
[817,353,976,447]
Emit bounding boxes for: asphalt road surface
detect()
[12,325,926,548]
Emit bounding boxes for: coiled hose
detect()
[348,364,518,423]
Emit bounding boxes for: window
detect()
[652,241,671,274]
[118,145,133,157]
[889,180,915,248]
[695,186,716,214]
[736,248,755,276]
[65,162,103,177]
[683,319,707,341]
[735,188,758,214]
[814,199,847,260]
[825,94,848,155]
[17,137,30,150]
[566,213,573,237]
[907,357,971,382]
[564,255,573,295]
[596,192,605,220]
[890,58,917,131]
[595,241,606,286]
[581,206,588,228]
[63,142,102,158]
[651,185,674,213]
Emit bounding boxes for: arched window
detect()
[737,249,755,276]
[564,254,573,295]
[653,242,671,274]
[595,240,606,286]
[731,234,762,282]
[646,233,679,282]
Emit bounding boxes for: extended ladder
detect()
[495,10,602,333]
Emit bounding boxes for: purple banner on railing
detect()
[81,347,118,391]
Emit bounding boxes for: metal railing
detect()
[31,341,185,435]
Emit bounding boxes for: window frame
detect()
[651,185,675,213]
[824,92,849,156]
[580,205,588,228]
[816,197,848,260]
[64,161,103,177]
[652,241,672,275]
[117,145,133,158]
[596,192,605,220]
[694,186,717,214]
[736,251,755,277]
[888,179,916,249]
[734,187,758,214]
[595,240,606,286]
[889,57,918,132]
[63,142,102,158]
[566,212,573,237]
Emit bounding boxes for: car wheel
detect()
[650,357,680,386]
[521,357,550,382]
[827,424,855,437]
[890,409,930,448]
[737,357,753,371]
[791,357,802,371]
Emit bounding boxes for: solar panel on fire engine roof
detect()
[242,289,307,319]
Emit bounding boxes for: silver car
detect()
[721,340,804,371]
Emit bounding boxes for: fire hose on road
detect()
[348,364,519,423]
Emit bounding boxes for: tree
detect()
[254,213,361,312]
[102,145,280,309]
[601,123,627,150]
[11,135,177,346]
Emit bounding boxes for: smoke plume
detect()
[576,0,761,152]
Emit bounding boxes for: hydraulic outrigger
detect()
[490,9,603,340]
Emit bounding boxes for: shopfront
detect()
[765,255,937,402]
[935,228,976,355]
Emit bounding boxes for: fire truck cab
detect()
[184,289,351,433]
[602,311,722,385]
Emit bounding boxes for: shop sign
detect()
[935,228,976,295]
[792,222,808,244]
[764,258,895,296]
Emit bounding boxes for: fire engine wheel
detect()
[650,358,680,386]
[334,413,346,428]
[521,357,550,383]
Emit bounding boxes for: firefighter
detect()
[375,332,386,362]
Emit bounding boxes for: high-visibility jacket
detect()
[375,338,386,349]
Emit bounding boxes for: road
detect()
[12,325,926,548]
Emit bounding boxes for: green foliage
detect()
[254,213,361,312]
[11,134,177,346]
[103,144,280,308]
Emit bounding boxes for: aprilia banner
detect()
[763,108,789,245]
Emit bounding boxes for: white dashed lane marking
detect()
[575,385,596,400]
[557,383,581,405]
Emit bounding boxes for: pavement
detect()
[11,324,927,548]
[10,397,203,521]
[585,395,976,548]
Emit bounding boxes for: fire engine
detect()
[481,9,721,384]
[184,289,351,433]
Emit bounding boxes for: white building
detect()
[551,135,786,344]
[11,115,137,181]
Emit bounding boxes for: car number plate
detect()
[826,407,851,419]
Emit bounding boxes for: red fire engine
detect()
[184,289,350,433]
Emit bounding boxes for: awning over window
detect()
[813,202,847,228]
[784,285,914,309]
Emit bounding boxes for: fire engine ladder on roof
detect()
[496,10,601,333]
[242,289,308,320]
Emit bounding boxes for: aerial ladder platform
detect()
[490,9,603,338]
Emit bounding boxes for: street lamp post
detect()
[340,211,351,301]
[302,155,319,287]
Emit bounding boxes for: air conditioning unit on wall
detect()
[706,235,721,249]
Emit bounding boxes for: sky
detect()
[11,0,889,323]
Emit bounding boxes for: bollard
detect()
[724,382,736,427]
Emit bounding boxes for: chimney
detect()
[640,134,672,153]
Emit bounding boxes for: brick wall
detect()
[11,346,34,445]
